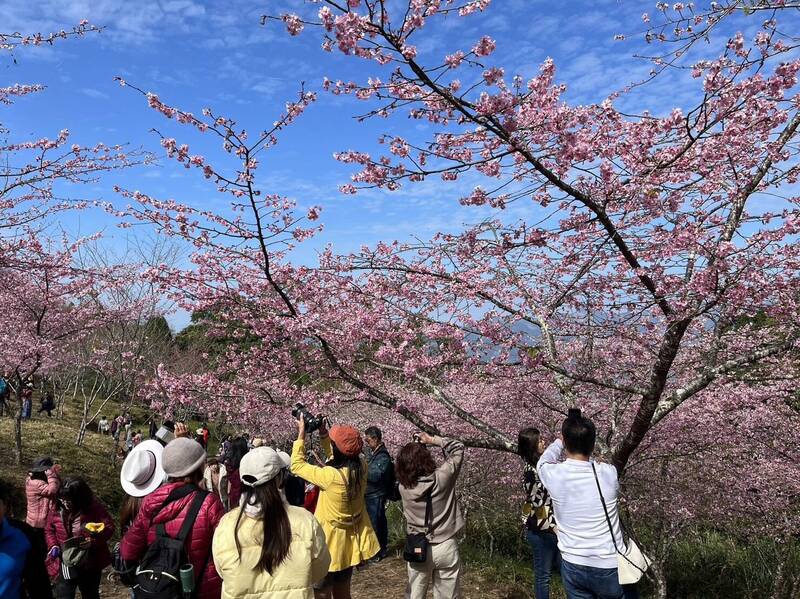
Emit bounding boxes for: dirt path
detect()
[99,556,530,598]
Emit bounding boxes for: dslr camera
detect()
[291,402,326,434]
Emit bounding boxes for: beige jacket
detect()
[213,504,331,599]
[399,436,465,544]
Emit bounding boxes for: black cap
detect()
[30,457,53,473]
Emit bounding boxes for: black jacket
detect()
[6,518,54,599]
[366,444,394,499]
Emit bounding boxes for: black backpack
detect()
[133,486,209,599]
[385,459,402,502]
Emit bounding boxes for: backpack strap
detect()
[150,484,202,537]
[176,490,209,543]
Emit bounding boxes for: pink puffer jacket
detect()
[25,471,60,529]
[120,482,224,599]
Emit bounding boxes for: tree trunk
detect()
[651,560,668,599]
[76,418,87,446]
[13,389,23,465]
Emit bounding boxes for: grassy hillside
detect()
[0,395,153,514]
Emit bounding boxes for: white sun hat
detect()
[120,439,166,497]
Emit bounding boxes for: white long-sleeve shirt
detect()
[537,439,625,569]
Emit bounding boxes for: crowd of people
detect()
[0,406,643,599]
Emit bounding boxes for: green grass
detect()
[0,396,127,513]
[663,530,800,599]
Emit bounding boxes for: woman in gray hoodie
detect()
[396,433,465,599]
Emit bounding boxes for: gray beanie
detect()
[163,437,207,478]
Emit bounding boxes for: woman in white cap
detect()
[212,446,331,598]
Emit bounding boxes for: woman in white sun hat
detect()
[119,439,166,533]
[212,446,331,598]
[115,439,167,594]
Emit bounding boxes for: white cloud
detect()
[81,87,110,99]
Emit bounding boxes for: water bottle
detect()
[179,563,195,595]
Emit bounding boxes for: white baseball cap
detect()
[120,440,166,497]
[240,447,283,487]
[276,450,291,469]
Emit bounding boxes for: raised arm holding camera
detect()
[537,409,642,599]
[396,431,465,599]
[290,405,380,599]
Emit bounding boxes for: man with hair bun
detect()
[537,409,639,599]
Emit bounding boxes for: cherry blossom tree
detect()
[0,238,135,463]
[259,0,800,469]
[0,25,143,461]
[112,4,799,592]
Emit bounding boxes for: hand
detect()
[416,432,436,445]
[296,416,306,440]
[48,546,61,558]
[174,423,189,439]
[318,417,329,437]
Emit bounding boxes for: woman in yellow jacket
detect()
[213,446,331,599]
[291,417,380,599]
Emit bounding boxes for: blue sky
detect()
[2,0,787,329]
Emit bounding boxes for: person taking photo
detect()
[518,427,561,599]
[396,432,465,599]
[290,415,380,599]
[537,409,640,599]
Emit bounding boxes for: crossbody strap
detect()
[176,490,208,543]
[423,487,434,536]
[590,462,620,554]
[592,462,647,576]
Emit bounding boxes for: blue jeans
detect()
[365,495,388,557]
[526,529,561,599]
[561,560,640,599]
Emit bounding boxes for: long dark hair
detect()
[330,443,364,501]
[226,437,249,471]
[58,478,93,514]
[395,442,437,488]
[234,478,291,575]
[518,428,542,465]
[120,495,143,533]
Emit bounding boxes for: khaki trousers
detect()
[405,537,462,599]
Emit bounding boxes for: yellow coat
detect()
[291,437,380,572]
[212,503,331,599]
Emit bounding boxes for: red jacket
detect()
[227,468,241,508]
[25,471,60,529]
[43,500,115,578]
[120,483,224,599]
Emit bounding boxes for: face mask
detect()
[243,493,261,518]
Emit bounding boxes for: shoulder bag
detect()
[403,487,433,563]
[591,462,651,585]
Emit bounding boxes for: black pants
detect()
[53,569,102,599]
[38,406,53,417]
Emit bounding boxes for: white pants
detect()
[406,537,461,599]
